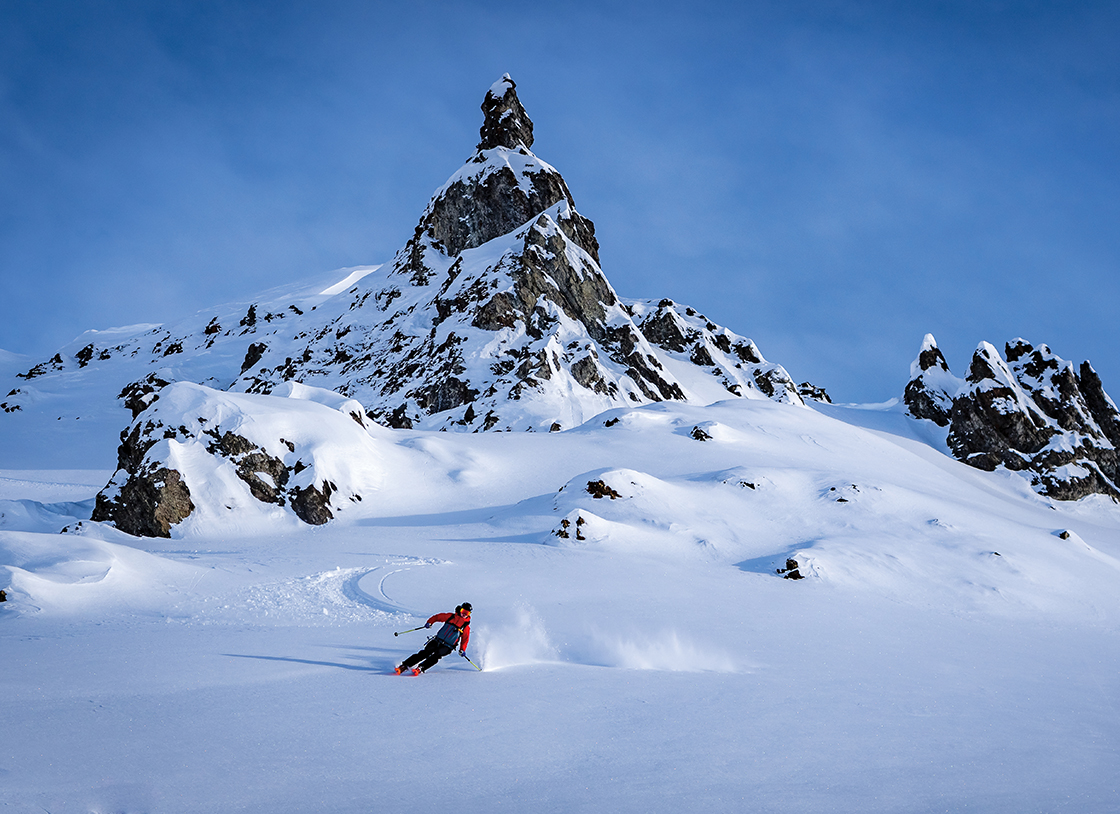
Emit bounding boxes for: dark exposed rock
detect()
[571,355,612,395]
[797,382,832,404]
[903,335,959,426]
[776,558,804,580]
[638,303,691,353]
[290,481,335,525]
[413,377,478,414]
[118,373,172,418]
[1078,362,1120,448]
[948,343,1053,471]
[92,466,194,538]
[553,513,588,541]
[909,336,1120,501]
[586,480,622,499]
[18,353,64,379]
[241,343,268,374]
[478,74,534,151]
[206,430,289,505]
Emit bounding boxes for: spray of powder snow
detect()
[476,604,558,670]
[587,628,740,673]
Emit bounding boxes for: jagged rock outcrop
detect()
[905,336,1120,501]
[627,299,803,405]
[92,382,377,536]
[903,334,962,426]
[4,76,804,434]
[94,465,194,538]
[797,383,832,404]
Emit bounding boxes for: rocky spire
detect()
[478,74,534,151]
[902,334,961,426]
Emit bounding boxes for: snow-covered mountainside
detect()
[904,334,1120,500]
[1,75,803,442]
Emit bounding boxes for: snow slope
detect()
[2,394,1119,813]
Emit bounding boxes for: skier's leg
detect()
[400,640,438,671]
[417,642,453,672]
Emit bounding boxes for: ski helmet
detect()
[458,602,472,614]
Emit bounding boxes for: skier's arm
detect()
[459,623,470,654]
[426,612,452,628]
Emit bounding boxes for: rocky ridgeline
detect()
[4,74,804,436]
[904,334,1120,501]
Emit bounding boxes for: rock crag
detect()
[904,335,1120,501]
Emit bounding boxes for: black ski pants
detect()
[401,638,453,673]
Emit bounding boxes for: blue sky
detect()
[2,1,1117,403]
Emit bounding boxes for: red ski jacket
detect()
[427,611,471,653]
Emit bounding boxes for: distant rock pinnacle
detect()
[478,73,534,151]
[903,334,1120,501]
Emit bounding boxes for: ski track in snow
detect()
[188,558,446,627]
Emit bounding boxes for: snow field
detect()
[2,395,1120,811]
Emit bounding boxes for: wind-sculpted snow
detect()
[0,526,197,616]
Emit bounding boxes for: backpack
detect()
[434,617,466,648]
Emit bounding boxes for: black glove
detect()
[425,623,431,628]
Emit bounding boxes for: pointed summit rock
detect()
[402,74,597,267]
[903,334,961,426]
[478,74,534,151]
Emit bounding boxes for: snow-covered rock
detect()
[903,334,962,426]
[92,382,388,536]
[906,336,1120,501]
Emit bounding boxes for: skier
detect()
[395,602,472,675]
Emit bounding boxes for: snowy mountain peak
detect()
[478,73,534,151]
[2,77,808,529]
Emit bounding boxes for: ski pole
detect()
[393,626,427,637]
[460,651,482,671]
